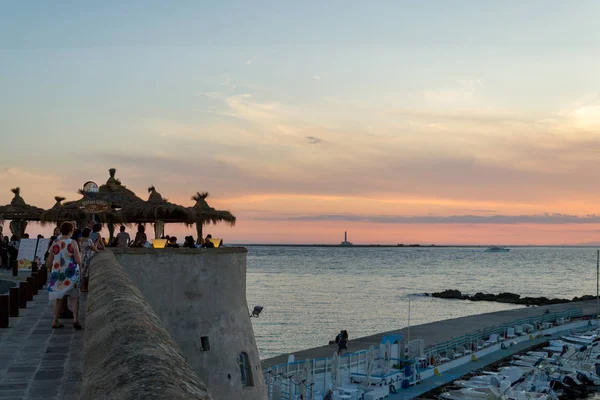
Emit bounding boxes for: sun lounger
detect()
[476,339,487,350]
[450,348,462,359]
[506,328,517,339]
[484,334,499,346]
[515,325,524,336]
[438,353,450,363]
[458,345,472,355]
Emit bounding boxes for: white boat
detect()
[485,246,510,252]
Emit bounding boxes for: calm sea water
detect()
[247,246,599,359]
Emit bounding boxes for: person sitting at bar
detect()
[166,236,179,248]
[182,236,196,248]
[116,225,130,248]
[201,234,215,248]
[131,224,147,248]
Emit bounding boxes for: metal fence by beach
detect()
[263,307,583,399]
[424,308,582,360]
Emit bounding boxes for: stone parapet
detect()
[113,247,267,400]
[82,251,212,400]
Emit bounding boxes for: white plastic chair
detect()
[458,345,472,355]
[451,348,463,358]
[438,352,450,363]
[506,328,517,339]
[485,334,499,346]
[515,325,524,336]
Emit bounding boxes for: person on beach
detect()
[116,225,130,248]
[80,228,99,292]
[53,227,60,237]
[337,330,348,355]
[46,222,82,330]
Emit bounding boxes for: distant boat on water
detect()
[340,231,353,246]
[485,246,510,252]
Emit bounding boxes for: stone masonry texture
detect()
[82,252,213,400]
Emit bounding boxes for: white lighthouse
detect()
[340,231,353,246]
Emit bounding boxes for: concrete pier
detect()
[261,299,599,370]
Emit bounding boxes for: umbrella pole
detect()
[196,222,203,244]
[596,250,600,326]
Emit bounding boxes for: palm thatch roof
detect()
[122,186,192,223]
[51,196,66,208]
[187,192,236,226]
[41,168,145,224]
[0,187,44,222]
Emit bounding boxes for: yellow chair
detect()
[210,238,222,248]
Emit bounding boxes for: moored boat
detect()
[485,246,510,252]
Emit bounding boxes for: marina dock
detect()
[261,299,599,370]
[389,330,576,399]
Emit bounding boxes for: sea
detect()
[247,246,599,360]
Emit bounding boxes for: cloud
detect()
[258,213,600,225]
[312,75,321,81]
[423,78,484,109]
[0,167,68,207]
[220,74,232,86]
[305,136,324,144]
[245,57,255,65]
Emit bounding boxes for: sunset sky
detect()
[2,1,600,244]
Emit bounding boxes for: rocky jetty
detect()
[430,289,596,306]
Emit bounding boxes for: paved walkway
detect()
[0,272,85,400]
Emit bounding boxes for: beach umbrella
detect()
[42,168,146,237]
[187,192,236,244]
[302,359,312,400]
[0,188,44,237]
[123,186,191,238]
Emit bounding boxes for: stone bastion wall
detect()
[111,247,267,400]
[82,251,212,400]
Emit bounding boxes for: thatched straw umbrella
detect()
[187,192,236,244]
[0,187,45,237]
[51,196,66,209]
[42,168,146,241]
[123,186,192,239]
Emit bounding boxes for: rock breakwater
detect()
[430,289,597,306]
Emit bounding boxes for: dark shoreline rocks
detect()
[430,289,596,306]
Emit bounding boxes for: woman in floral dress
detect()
[46,222,82,330]
[79,228,98,292]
